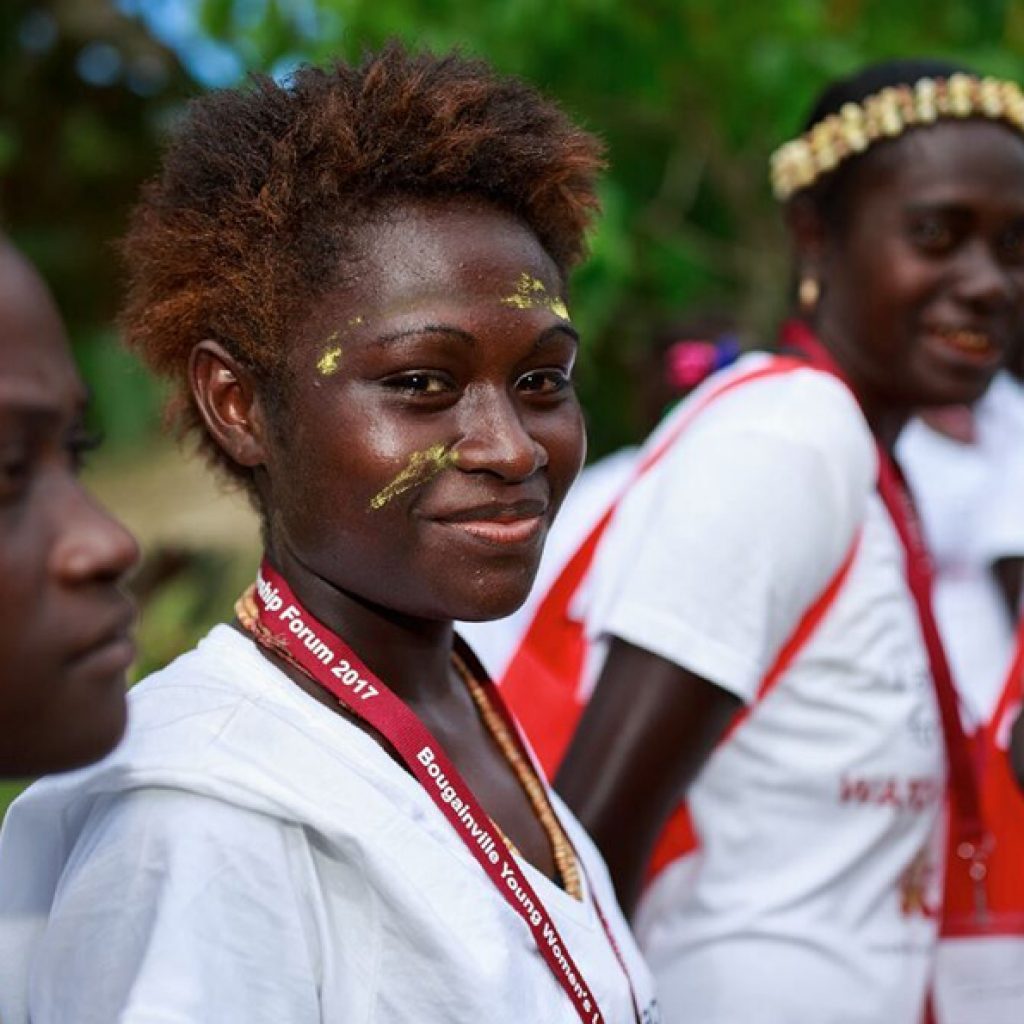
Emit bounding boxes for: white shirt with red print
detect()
[581,356,946,1024]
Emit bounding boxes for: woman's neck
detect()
[801,315,910,453]
[859,403,908,454]
[261,539,458,707]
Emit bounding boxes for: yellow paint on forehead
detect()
[500,272,570,319]
[316,346,343,376]
[369,443,459,511]
[315,320,366,377]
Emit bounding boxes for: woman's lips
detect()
[438,515,545,545]
[923,325,1002,368]
[68,633,136,681]
[67,605,137,681]
[425,497,548,546]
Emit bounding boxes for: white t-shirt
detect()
[580,355,946,1024]
[898,371,1024,729]
[458,447,639,680]
[0,626,657,1024]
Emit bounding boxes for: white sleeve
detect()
[975,373,1024,564]
[29,788,322,1024]
[977,445,1024,566]
[586,411,872,704]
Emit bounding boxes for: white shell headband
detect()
[770,73,1024,201]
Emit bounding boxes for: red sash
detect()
[501,353,860,880]
[941,619,1024,938]
[247,561,641,1024]
[929,620,1024,1023]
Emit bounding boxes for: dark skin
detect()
[1012,703,1024,792]
[191,198,585,883]
[0,242,139,776]
[557,120,1024,916]
[993,557,1024,619]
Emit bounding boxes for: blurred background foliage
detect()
[0,0,1022,799]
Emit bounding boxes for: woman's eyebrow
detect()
[534,323,579,350]
[374,322,579,350]
[375,325,477,347]
[903,199,971,216]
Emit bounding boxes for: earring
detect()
[798,276,820,314]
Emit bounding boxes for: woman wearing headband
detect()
[503,59,1024,1022]
[0,48,657,1024]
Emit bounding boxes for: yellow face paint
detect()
[369,443,459,510]
[316,319,365,377]
[500,272,569,319]
[316,346,343,376]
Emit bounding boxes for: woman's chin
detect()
[455,584,534,624]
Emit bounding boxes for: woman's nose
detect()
[957,240,1017,311]
[453,385,547,481]
[50,482,140,586]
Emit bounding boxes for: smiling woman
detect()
[0,45,658,1024]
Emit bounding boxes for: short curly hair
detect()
[120,43,604,487]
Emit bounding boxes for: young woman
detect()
[0,48,658,1024]
[0,238,138,777]
[501,59,1024,1022]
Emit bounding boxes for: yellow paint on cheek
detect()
[500,272,570,319]
[348,315,365,327]
[369,444,460,510]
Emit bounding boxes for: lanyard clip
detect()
[957,834,994,923]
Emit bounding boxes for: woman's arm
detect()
[1011,706,1024,792]
[993,556,1024,620]
[556,637,739,916]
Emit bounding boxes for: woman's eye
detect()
[909,217,954,252]
[517,369,572,396]
[0,451,31,497]
[384,372,453,396]
[67,430,103,474]
[997,225,1024,264]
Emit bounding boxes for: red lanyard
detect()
[247,559,639,1024]
[781,320,991,907]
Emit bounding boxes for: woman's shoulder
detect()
[645,354,877,498]
[692,354,870,446]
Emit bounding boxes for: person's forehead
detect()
[878,120,1024,197]
[350,198,558,295]
[0,248,82,417]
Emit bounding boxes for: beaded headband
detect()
[770,74,1024,201]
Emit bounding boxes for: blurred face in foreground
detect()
[0,243,139,775]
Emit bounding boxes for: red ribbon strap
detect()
[249,561,640,1024]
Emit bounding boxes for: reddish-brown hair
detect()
[120,44,604,485]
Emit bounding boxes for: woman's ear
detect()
[189,341,269,469]
[784,193,827,285]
